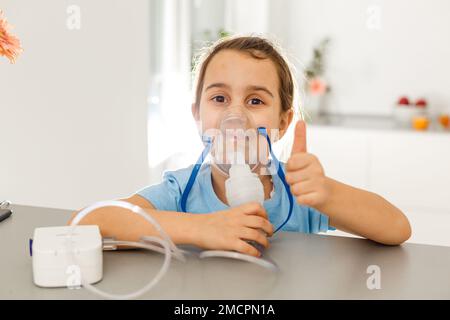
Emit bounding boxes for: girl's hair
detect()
[192,35,300,116]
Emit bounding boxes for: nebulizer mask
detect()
[181,107,294,271]
[212,108,267,206]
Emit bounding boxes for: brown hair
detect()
[192,35,298,115]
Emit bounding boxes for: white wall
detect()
[0,0,150,210]
[279,0,450,116]
[194,0,450,116]
[191,0,226,40]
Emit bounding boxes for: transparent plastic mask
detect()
[204,108,270,177]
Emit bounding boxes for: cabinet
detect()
[308,124,450,246]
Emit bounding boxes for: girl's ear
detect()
[279,109,294,138]
[191,103,200,121]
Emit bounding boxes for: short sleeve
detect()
[307,207,336,233]
[135,171,182,212]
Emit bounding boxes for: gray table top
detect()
[1,204,449,299]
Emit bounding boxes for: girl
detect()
[69,36,411,257]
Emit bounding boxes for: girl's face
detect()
[192,49,292,140]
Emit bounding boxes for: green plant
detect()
[305,38,330,80]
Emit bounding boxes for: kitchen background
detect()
[1,0,449,246]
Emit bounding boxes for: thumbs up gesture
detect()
[285,121,330,209]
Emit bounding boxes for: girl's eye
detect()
[212,95,227,103]
[248,98,264,105]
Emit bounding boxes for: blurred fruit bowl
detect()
[393,96,429,129]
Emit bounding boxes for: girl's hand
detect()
[193,202,274,257]
[285,120,331,209]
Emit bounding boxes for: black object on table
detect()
[0,200,12,223]
[0,209,13,223]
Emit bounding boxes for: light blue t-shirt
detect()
[136,163,334,233]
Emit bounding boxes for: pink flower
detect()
[308,78,327,96]
[0,10,23,64]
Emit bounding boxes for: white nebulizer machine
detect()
[31,200,186,300]
[30,107,296,299]
[32,225,103,288]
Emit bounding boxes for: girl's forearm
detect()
[67,207,202,245]
[317,177,412,245]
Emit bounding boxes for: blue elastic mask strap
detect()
[257,127,294,233]
[180,138,213,213]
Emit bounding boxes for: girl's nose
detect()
[227,104,246,114]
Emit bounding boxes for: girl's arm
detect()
[68,194,200,245]
[286,120,411,245]
[67,195,273,257]
[316,178,411,245]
